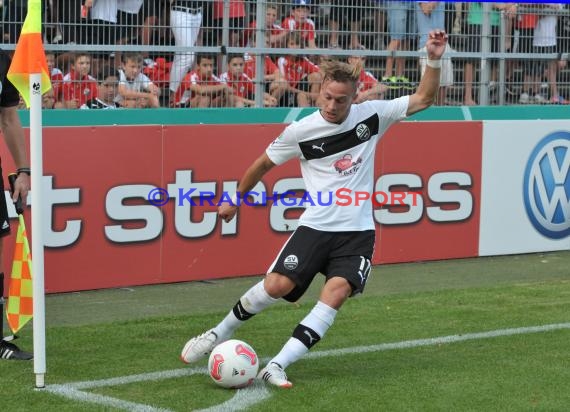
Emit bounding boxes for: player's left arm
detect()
[0,106,30,203]
[407,29,447,116]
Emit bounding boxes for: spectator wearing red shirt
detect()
[46,53,63,103]
[347,53,387,103]
[220,54,278,107]
[243,32,288,103]
[62,53,98,109]
[244,3,287,47]
[213,0,246,47]
[277,32,322,107]
[172,53,234,108]
[282,0,317,49]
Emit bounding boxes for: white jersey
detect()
[115,69,154,103]
[266,96,409,232]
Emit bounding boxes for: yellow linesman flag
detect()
[7,0,51,108]
[6,214,33,334]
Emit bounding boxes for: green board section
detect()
[18,105,569,127]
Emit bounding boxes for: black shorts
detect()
[268,226,375,302]
[0,167,11,238]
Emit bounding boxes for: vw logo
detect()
[523,131,570,239]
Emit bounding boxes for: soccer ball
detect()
[208,339,259,389]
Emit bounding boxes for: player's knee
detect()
[321,277,352,308]
[264,273,295,299]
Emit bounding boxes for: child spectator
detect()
[277,32,322,107]
[219,54,278,107]
[42,89,64,109]
[244,3,287,47]
[46,52,64,102]
[116,52,161,108]
[243,32,288,103]
[81,69,121,109]
[282,0,317,49]
[172,53,235,108]
[347,52,387,103]
[62,53,99,109]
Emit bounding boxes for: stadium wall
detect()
[0,108,568,293]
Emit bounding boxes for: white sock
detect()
[213,280,277,340]
[270,301,337,369]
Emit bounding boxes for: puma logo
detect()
[312,143,325,153]
[304,330,318,345]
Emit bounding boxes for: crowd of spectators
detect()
[3,1,569,108]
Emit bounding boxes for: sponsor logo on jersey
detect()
[332,154,362,176]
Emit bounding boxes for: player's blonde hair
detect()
[319,59,360,87]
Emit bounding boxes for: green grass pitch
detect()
[1,250,569,411]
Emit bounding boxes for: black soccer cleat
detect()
[0,339,33,360]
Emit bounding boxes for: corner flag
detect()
[6,215,33,334]
[7,0,51,108]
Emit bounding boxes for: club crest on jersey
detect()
[284,255,298,270]
[333,154,362,176]
[355,123,371,141]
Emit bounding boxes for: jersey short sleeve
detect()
[265,123,302,165]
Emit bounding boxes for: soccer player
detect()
[0,51,32,360]
[181,30,448,387]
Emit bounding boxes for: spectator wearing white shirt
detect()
[532,3,563,103]
[115,53,161,108]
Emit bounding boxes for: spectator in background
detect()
[282,0,318,49]
[213,0,246,47]
[46,52,64,103]
[515,8,539,104]
[82,69,121,109]
[172,53,235,108]
[277,32,322,107]
[117,0,144,45]
[62,53,99,109]
[169,0,204,105]
[219,54,278,107]
[244,3,287,48]
[384,1,416,84]
[116,53,161,108]
[462,2,516,106]
[328,0,368,50]
[347,52,387,103]
[532,3,563,104]
[243,31,289,104]
[416,1,451,105]
[42,89,64,109]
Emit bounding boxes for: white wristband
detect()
[427,59,442,69]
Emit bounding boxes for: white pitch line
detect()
[46,384,173,412]
[194,382,271,412]
[44,322,570,411]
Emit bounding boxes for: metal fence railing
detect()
[2,1,569,108]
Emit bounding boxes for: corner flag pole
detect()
[30,72,46,388]
[7,0,51,388]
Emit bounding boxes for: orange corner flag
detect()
[7,0,51,108]
[6,214,33,334]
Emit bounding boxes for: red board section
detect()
[0,121,482,293]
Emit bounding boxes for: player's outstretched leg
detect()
[257,301,337,388]
[181,280,278,363]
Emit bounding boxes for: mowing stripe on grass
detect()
[44,322,570,411]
